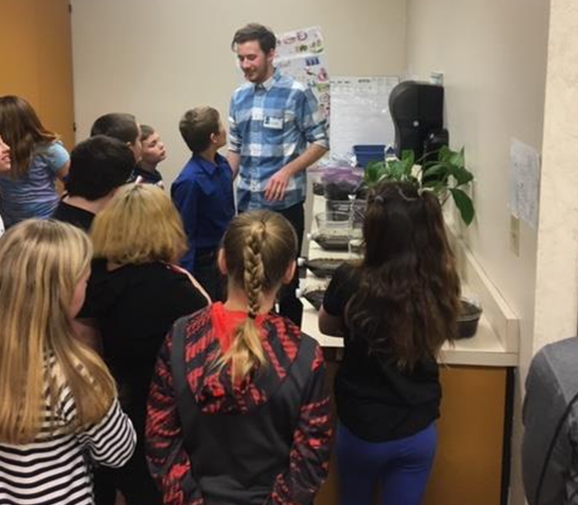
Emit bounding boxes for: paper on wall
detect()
[509,138,541,228]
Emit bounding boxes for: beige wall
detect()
[406,0,549,374]
[70,0,406,186]
[406,1,550,504]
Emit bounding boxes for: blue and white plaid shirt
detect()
[229,69,329,211]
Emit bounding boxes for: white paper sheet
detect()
[509,138,541,228]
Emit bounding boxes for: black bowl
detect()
[457,299,483,339]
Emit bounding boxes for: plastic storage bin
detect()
[353,144,386,168]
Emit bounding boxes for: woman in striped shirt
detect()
[0,220,136,505]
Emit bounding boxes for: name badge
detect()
[263,115,283,129]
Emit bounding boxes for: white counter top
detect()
[299,195,519,367]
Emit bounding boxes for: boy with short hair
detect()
[171,107,235,301]
[52,135,135,231]
[90,112,142,164]
[131,124,166,187]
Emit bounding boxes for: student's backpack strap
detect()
[170,315,198,457]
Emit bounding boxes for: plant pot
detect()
[457,298,482,339]
[304,258,344,278]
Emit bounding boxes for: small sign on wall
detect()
[509,138,541,229]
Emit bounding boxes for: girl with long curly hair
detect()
[319,180,461,505]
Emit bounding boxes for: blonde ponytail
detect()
[220,211,297,382]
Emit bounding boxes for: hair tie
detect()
[396,186,419,202]
[374,195,385,204]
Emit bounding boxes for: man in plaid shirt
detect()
[228,23,329,326]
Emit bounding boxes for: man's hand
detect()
[264,166,292,201]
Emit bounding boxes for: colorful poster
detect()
[274,26,331,122]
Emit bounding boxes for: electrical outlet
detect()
[510,215,520,256]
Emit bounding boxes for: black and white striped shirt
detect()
[0,362,136,505]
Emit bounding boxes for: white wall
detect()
[70,0,407,186]
[405,1,550,503]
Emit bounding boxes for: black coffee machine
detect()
[389,80,448,163]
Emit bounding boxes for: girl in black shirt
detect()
[78,184,208,505]
[319,181,460,505]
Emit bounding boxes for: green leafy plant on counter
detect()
[364,146,475,226]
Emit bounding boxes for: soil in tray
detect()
[312,234,350,251]
[312,182,325,196]
[303,289,325,311]
[305,258,344,278]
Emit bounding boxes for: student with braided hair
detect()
[146,210,332,505]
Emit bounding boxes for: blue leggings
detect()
[337,422,437,505]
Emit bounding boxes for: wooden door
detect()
[0,0,75,150]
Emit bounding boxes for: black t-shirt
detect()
[130,166,163,185]
[323,263,441,442]
[51,201,95,232]
[79,259,208,427]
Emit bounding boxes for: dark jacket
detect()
[146,304,332,505]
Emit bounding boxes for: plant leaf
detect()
[449,188,475,225]
[448,166,474,186]
[438,146,465,169]
[423,163,449,179]
[400,150,415,176]
[364,161,385,185]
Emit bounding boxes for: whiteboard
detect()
[329,76,400,162]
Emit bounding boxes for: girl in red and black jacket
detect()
[146,210,332,505]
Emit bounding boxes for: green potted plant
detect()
[364,146,475,226]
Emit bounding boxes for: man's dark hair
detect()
[90,113,139,144]
[179,107,220,154]
[66,136,134,200]
[232,23,277,54]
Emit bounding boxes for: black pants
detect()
[275,203,304,327]
[194,247,226,302]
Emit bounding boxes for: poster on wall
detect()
[273,26,331,122]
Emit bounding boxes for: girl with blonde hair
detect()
[78,183,208,505]
[0,95,70,226]
[146,210,332,505]
[0,219,135,505]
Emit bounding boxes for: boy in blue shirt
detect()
[172,107,235,301]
